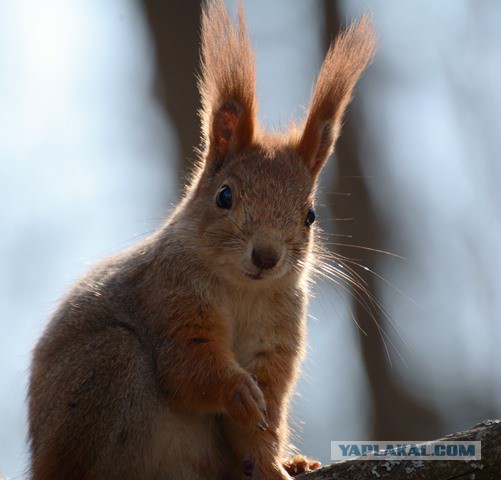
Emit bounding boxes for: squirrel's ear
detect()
[297,15,377,179]
[199,0,257,168]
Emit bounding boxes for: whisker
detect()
[316,241,405,259]
[305,239,411,363]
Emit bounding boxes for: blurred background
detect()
[1,0,500,477]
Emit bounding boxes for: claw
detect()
[257,419,269,431]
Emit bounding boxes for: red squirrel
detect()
[28,1,376,478]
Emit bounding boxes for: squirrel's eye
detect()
[304,207,316,227]
[216,185,232,209]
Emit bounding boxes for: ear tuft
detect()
[199,0,257,167]
[298,14,378,178]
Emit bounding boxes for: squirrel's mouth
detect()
[244,271,264,280]
[242,267,287,282]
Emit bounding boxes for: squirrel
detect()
[27,1,376,479]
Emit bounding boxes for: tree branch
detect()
[296,420,501,479]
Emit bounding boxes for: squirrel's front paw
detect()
[224,370,267,430]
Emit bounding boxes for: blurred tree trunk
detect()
[323,0,442,440]
[141,0,201,177]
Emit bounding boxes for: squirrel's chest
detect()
[223,288,305,367]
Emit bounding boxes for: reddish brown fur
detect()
[28,1,376,479]
[298,14,377,177]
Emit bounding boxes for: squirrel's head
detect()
[173,0,376,287]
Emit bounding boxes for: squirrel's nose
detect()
[251,246,279,270]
